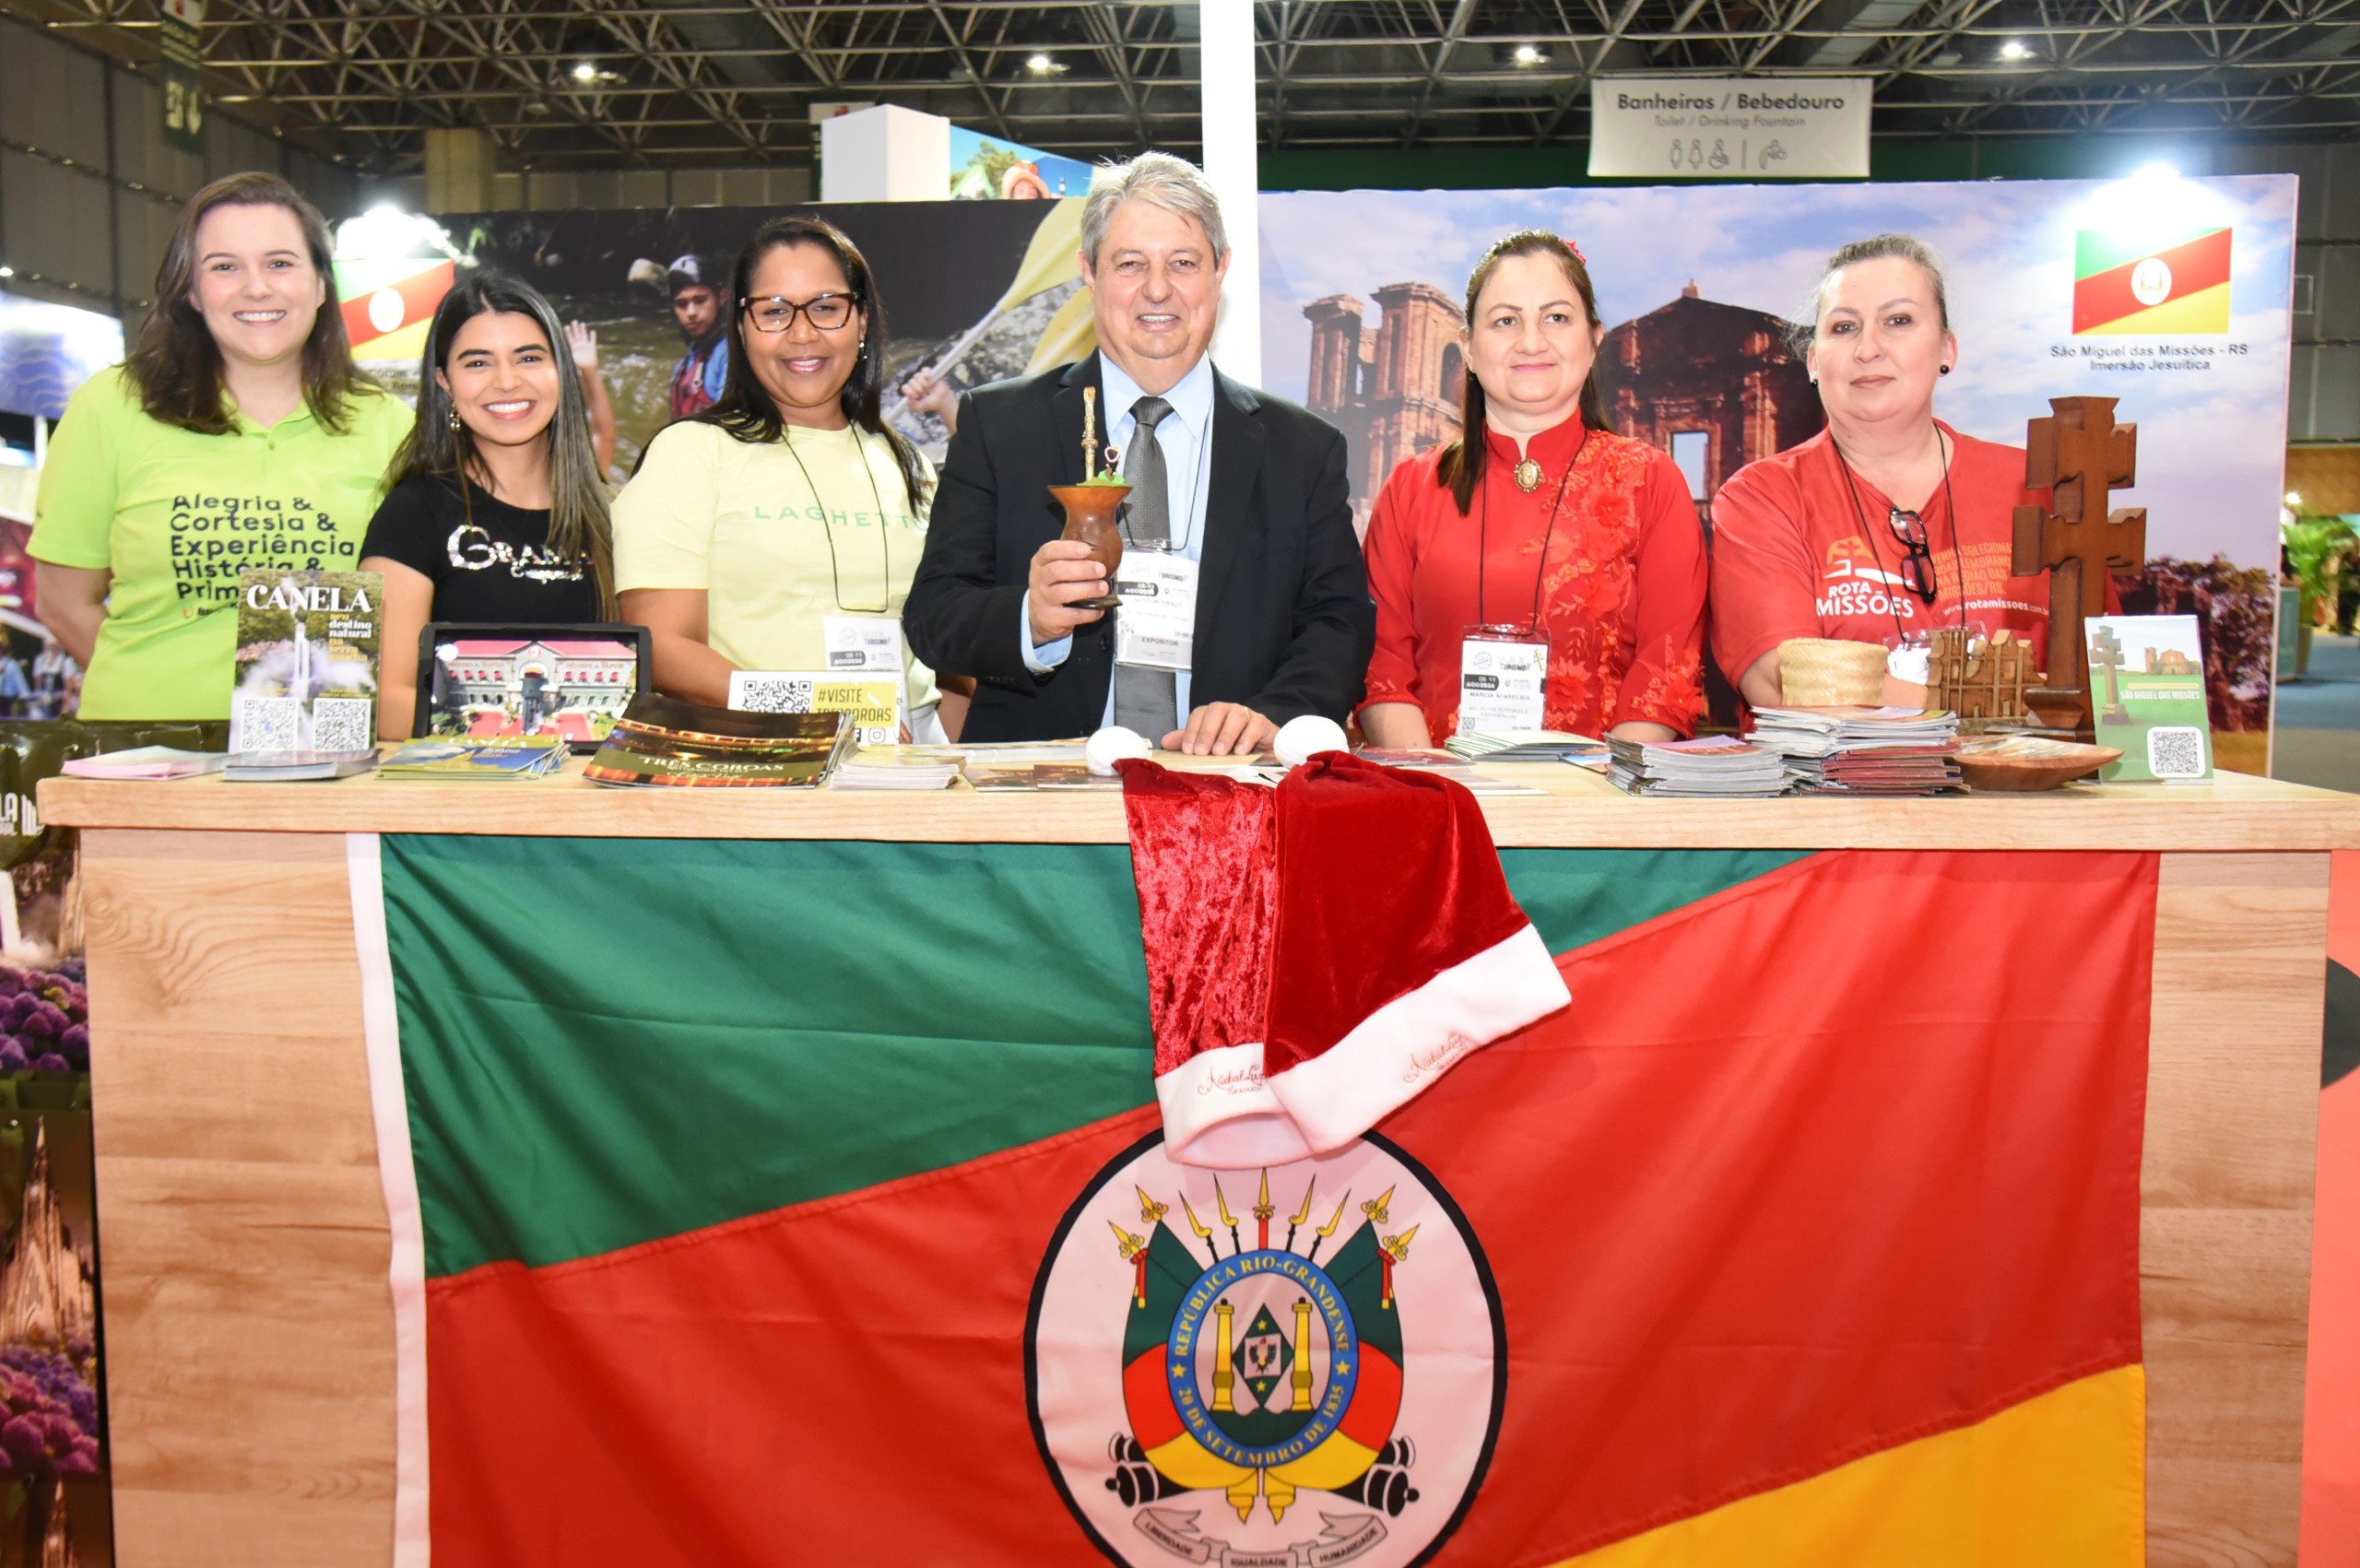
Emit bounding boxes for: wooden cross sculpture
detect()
[2088,620,2129,725]
[2012,395,2147,737]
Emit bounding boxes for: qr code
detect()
[2146,725,2208,778]
[734,677,814,713]
[312,698,374,753]
[236,696,302,753]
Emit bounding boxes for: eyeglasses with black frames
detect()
[742,293,856,334]
[1886,506,1939,606]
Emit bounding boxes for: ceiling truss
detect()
[13,0,2360,172]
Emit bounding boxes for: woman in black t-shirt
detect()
[361,272,615,738]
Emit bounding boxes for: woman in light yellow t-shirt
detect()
[614,216,942,735]
[30,171,407,722]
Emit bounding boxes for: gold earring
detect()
[447,408,461,431]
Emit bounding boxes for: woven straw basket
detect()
[1778,639,1887,706]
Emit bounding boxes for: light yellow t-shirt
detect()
[30,368,411,721]
[613,419,938,711]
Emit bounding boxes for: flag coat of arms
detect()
[2072,227,2233,335]
[349,835,2152,1565]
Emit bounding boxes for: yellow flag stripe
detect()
[2076,280,2232,336]
[1549,1364,2144,1567]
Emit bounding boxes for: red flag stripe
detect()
[2072,229,2233,332]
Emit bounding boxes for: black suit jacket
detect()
[903,359,1375,742]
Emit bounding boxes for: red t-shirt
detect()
[1360,417,1706,743]
[1709,422,2055,685]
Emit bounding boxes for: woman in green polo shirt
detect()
[30,171,409,721]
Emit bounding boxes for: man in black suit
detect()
[903,152,1373,752]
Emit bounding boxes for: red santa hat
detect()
[1118,752,1570,1167]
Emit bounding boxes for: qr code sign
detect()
[235,696,302,754]
[733,676,815,713]
[2146,725,2208,779]
[312,697,375,753]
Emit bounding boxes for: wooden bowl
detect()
[1954,737,2121,791]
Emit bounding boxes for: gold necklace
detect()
[1512,455,1543,492]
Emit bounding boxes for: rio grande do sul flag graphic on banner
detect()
[2072,227,2234,335]
[348,834,2153,1566]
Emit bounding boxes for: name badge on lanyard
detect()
[823,613,907,730]
[1113,548,1198,672]
[1457,623,1550,734]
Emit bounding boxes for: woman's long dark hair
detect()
[698,215,930,513]
[1434,229,1611,514]
[124,171,375,435]
[382,271,615,615]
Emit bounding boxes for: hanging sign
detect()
[159,0,205,152]
[1588,77,1870,180]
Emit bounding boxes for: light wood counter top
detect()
[37,754,2360,850]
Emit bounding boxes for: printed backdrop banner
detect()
[373,199,1095,478]
[352,836,2152,1566]
[1257,175,2295,761]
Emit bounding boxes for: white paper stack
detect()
[829,754,961,790]
[1746,707,1963,793]
[1603,737,1789,797]
[1445,729,1609,765]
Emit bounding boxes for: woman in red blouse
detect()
[1358,230,1706,748]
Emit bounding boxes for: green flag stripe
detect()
[383,837,1809,1278]
[2074,226,2223,280]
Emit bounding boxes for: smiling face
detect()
[435,310,560,456]
[1463,251,1604,434]
[741,242,865,430]
[1806,254,1957,430]
[1080,198,1228,396]
[187,202,325,377]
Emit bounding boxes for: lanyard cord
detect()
[1115,403,1210,555]
[1834,426,1965,643]
[1477,424,1587,634]
[779,425,893,615]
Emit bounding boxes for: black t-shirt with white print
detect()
[360,474,601,624]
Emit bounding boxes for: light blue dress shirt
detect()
[1021,352,1217,730]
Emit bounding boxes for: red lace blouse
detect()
[1359,416,1707,744]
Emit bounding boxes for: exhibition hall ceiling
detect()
[23,0,2360,170]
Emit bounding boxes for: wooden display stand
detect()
[40,763,2360,1567]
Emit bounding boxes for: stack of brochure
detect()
[222,749,379,783]
[60,747,227,781]
[1747,707,1964,794]
[1604,737,1790,797]
[1446,729,1610,766]
[584,694,853,788]
[381,737,567,782]
[829,753,959,790]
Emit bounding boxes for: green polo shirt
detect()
[31,368,411,720]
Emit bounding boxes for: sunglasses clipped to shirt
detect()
[1885,506,1940,607]
[741,293,858,334]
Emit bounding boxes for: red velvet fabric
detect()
[1115,760,1277,1077]
[1264,752,1529,1074]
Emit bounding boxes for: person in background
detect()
[1357,230,1705,748]
[665,254,731,421]
[360,272,615,740]
[0,650,28,718]
[1710,233,2067,707]
[903,151,1372,751]
[29,639,74,720]
[613,216,941,737]
[566,321,619,477]
[30,171,407,722]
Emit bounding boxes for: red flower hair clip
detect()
[1564,236,1587,265]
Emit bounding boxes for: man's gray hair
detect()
[1080,151,1229,272]
[1789,232,1952,356]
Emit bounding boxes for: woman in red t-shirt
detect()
[1710,234,2056,707]
[1358,230,1706,747]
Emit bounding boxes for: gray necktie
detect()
[1112,395,1180,739]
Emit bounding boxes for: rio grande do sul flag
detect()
[348,835,2153,1566]
[2072,227,2233,335]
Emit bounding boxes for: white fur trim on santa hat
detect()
[1155,1042,1317,1169]
[1267,922,1568,1155]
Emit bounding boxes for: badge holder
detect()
[1456,622,1551,734]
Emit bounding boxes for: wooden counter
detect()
[41,762,2360,1566]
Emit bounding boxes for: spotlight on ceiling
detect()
[1026,53,1065,75]
[1514,43,1546,66]
[0,266,13,279]
[571,61,599,82]
[2000,39,2032,62]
